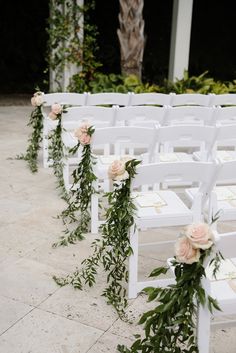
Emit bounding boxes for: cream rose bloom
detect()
[175,236,200,264]
[48,111,58,120]
[185,223,214,250]
[108,160,129,181]
[31,93,43,107]
[74,121,91,139]
[121,155,134,163]
[78,133,92,145]
[51,103,62,115]
[74,121,92,145]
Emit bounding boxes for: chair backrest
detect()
[155,125,217,160]
[129,92,171,106]
[210,93,236,107]
[164,106,215,126]
[214,106,236,125]
[86,92,131,106]
[132,161,218,189]
[212,124,236,152]
[216,231,236,259]
[170,93,211,107]
[115,106,166,127]
[91,126,156,157]
[42,92,87,106]
[215,160,236,182]
[61,106,117,130]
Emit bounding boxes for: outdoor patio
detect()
[0,104,236,353]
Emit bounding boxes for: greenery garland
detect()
[47,0,100,92]
[47,104,68,199]
[53,124,97,246]
[118,223,223,353]
[53,158,141,318]
[17,91,44,173]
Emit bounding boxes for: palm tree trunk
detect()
[117,0,145,80]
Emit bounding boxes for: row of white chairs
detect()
[61,124,236,234]
[43,104,236,168]
[41,92,236,108]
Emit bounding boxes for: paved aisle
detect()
[0,106,235,353]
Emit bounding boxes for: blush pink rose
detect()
[74,121,92,145]
[48,111,58,120]
[121,155,134,163]
[31,93,43,107]
[108,160,129,181]
[51,103,62,115]
[185,223,214,250]
[175,236,200,264]
[78,133,92,145]
[74,121,91,139]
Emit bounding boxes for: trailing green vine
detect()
[118,223,223,353]
[53,158,141,318]
[17,91,44,173]
[47,104,68,199]
[53,123,97,246]
[47,0,101,92]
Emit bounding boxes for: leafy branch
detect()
[47,107,69,200]
[53,159,141,318]
[118,243,222,352]
[53,126,97,246]
[17,101,44,173]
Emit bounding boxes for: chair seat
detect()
[133,190,193,227]
[194,150,236,162]
[157,152,193,162]
[185,186,236,221]
[207,257,236,316]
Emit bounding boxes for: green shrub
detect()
[69,70,236,95]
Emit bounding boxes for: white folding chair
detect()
[210,93,236,107]
[128,161,218,298]
[42,92,87,168]
[86,92,131,106]
[115,105,167,127]
[90,126,157,234]
[170,93,211,107]
[197,231,236,353]
[193,124,236,168]
[164,105,215,126]
[129,92,171,106]
[186,160,236,223]
[61,106,117,190]
[154,124,217,164]
[213,106,236,126]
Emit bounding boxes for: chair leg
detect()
[197,303,211,353]
[128,224,139,299]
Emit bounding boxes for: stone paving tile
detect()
[0,308,103,353]
[86,331,133,353]
[0,223,51,257]
[24,234,99,273]
[0,295,33,335]
[108,294,153,340]
[39,285,118,332]
[0,257,63,306]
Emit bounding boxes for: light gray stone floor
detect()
[0,106,236,353]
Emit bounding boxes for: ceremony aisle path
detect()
[0,105,235,353]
